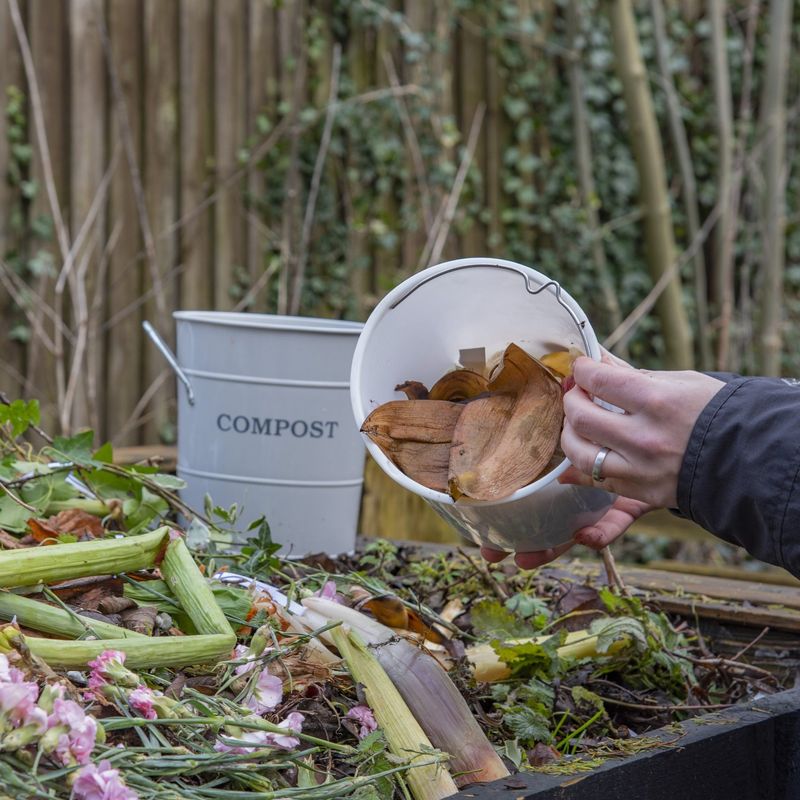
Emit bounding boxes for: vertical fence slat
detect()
[142,0,179,444]
[69,0,106,434]
[26,0,67,427]
[246,0,279,312]
[0,1,26,400]
[178,0,213,311]
[456,7,487,257]
[106,0,144,444]
[213,0,247,310]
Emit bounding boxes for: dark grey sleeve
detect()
[677,377,800,577]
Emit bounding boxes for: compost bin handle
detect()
[142,321,196,406]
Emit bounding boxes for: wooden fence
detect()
[0,0,514,445]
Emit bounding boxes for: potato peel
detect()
[429,369,489,402]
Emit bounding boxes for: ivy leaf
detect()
[92,442,114,463]
[47,431,95,465]
[0,399,40,438]
[471,598,535,640]
[0,494,37,532]
[590,616,648,654]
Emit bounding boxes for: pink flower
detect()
[213,728,271,755]
[0,679,39,727]
[71,759,138,800]
[232,644,257,677]
[87,650,127,693]
[315,581,342,603]
[127,687,157,721]
[46,699,98,765]
[346,705,377,739]
[246,671,282,715]
[266,712,304,750]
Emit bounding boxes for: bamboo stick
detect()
[0,528,170,588]
[27,632,235,669]
[0,590,147,639]
[160,536,234,637]
[330,626,459,800]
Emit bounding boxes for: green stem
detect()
[556,708,603,753]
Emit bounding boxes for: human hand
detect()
[561,357,725,507]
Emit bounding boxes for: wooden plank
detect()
[245,0,279,312]
[359,458,458,544]
[213,0,247,310]
[142,0,179,444]
[628,506,714,543]
[115,444,177,472]
[69,0,106,434]
[645,559,800,588]
[26,0,67,431]
[0,0,26,401]
[651,595,800,635]
[575,562,800,612]
[178,0,214,311]
[106,0,144,445]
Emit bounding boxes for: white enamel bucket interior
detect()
[174,312,365,556]
[350,258,615,552]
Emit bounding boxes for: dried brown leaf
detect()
[98,595,137,615]
[449,344,563,501]
[428,369,489,402]
[44,508,104,539]
[394,380,430,400]
[120,605,158,636]
[361,400,463,492]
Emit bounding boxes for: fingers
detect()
[598,348,633,370]
[562,385,631,452]
[480,546,508,563]
[513,540,574,570]
[561,419,630,481]
[573,497,655,549]
[572,357,653,414]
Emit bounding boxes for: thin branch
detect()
[112,368,170,445]
[289,43,342,316]
[420,103,486,269]
[383,52,433,232]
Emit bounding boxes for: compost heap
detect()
[361,343,577,500]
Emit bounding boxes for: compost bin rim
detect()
[173,310,364,335]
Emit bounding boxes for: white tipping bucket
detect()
[350,258,615,553]
[147,312,365,555]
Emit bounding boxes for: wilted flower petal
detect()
[246,671,282,715]
[128,686,157,721]
[346,705,377,739]
[71,759,138,800]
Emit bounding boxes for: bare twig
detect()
[289,44,342,316]
[383,52,433,232]
[420,103,486,269]
[112,368,170,445]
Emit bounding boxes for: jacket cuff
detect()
[677,377,800,575]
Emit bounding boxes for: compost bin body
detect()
[351,258,615,553]
[174,312,364,555]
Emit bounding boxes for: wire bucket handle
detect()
[142,321,195,406]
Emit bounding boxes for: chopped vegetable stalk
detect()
[303,597,509,787]
[331,625,459,800]
[27,632,236,669]
[160,536,235,637]
[0,527,171,588]
[467,628,632,683]
[0,590,146,639]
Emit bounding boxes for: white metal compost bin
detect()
[146,312,365,555]
[350,258,615,553]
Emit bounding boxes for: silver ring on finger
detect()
[591,446,611,483]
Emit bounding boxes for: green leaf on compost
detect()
[47,431,95,465]
[471,598,536,640]
[92,442,114,463]
[502,706,552,745]
[590,616,648,654]
[571,686,605,712]
[491,630,565,679]
[0,399,40,438]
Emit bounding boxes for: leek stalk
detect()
[302,597,509,787]
[160,537,234,637]
[0,528,170,588]
[330,625,459,800]
[0,590,146,640]
[27,632,235,669]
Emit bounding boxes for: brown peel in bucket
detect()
[361,400,463,492]
[428,369,489,402]
[395,380,430,400]
[538,347,582,379]
[448,344,563,501]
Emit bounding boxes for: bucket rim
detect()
[174,310,363,335]
[350,256,602,507]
